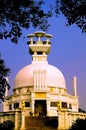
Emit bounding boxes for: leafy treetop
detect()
[55,0,86,33]
[0,0,86,43]
[0,0,51,43]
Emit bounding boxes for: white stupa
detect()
[3,31,78,117]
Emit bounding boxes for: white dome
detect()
[14,63,66,89]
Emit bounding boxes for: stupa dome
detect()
[14,62,66,89]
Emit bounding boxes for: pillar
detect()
[58,110,69,130]
[31,100,35,116]
[5,77,9,96]
[46,100,50,116]
[73,76,77,96]
[20,111,26,130]
[58,110,63,130]
[15,110,21,130]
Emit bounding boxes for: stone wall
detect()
[0,111,15,123]
[58,109,86,130]
[0,109,21,130]
[0,109,86,130]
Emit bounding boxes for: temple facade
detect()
[1,31,86,130]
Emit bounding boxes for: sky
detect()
[0,1,86,111]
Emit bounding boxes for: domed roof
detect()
[14,63,66,89]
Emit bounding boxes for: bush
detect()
[69,118,86,130]
[2,120,14,130]
[0,123,3,129]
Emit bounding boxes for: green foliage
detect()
[0,55,10,101]
[0,0,51,43]
[0,0,85,43]
[69,118,86,130]
[78,108,86,113]
[0,120,14,130]
[0,122,3,129]
[55,0,86,33]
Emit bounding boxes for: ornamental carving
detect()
[35,92,46,98]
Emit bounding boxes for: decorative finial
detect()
[27,31,53,55]
[27,34,35,44]
[34,31,45,45]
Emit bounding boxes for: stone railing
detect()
[0,109,21,130]
[58,109,86,130]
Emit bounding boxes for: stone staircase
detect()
[25,116,58,130]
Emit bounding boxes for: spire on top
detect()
[27,31,53,63]
[27,31,52,45]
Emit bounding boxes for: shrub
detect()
[69,118,86,130]
[2,120,14,130]
[0,123,2,129]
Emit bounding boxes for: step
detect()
[25,116,58,130]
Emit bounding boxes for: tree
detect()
[0,55,10,102]
[0,0,51,43]
[69,118,86,130]
[0,0,86,44]
[55,0,86,33]
[78,108,86,113]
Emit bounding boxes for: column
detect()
[73,76,77,96]
[15,110,21,130]
[31,100,35,116]
[5,77,9,96]
[46,100,50,116]
[58,110,64,130]
[20,110,26,130]
[69,114,72,128]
